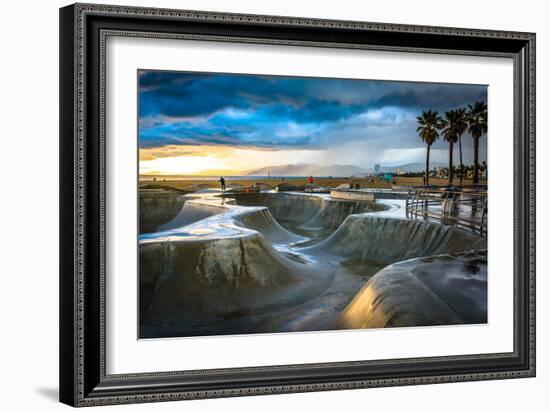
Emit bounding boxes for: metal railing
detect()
[406,186,487,236]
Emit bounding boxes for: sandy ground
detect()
[139,176,486,192]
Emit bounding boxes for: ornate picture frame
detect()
[59,3,535,407]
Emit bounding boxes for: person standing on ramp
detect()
[219,176,226,191]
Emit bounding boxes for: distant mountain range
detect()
[243,162,447,177]
[243,164,367,177]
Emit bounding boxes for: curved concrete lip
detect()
[139,190,487,338]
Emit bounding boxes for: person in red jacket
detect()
[307,175,314,184]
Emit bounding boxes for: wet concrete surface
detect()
[139,190,487,338]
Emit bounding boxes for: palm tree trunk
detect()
[425,144,431,186]
[473,136,479,184]
[448,142,454,183]
[458,135,463,186]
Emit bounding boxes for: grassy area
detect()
[139,176,486,191]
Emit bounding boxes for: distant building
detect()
[374,164,381,174]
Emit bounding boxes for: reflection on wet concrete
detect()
[139,190,487,338]
[330,251,487,329]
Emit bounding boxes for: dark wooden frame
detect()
[60,3,536,407]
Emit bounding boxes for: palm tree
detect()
[451,108,468,184]
[417,109,443,185]
[441,109,464,184]
[467,101,488,184]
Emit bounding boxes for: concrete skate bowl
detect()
[139,193,487,338]
[139,191,186,233]
[140,231,335,338]
[232,192,387,239]
[140,191,236,234]
[329,250,487,329]
[305,215,487,266]
[139,184,220,233]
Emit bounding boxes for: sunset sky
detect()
[138,70,487,176]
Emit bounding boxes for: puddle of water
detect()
[339,258,389,280]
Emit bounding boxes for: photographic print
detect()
[138,70,488,339]
[59,6,535,404]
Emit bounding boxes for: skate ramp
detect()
[306,215,486,264]
[144,196,306,246]
[139,192,186,233]
[140,231,333,338]
[329,251,487,329]
[233,192,386,238]
[139,191,488,337]
[157,200,227,232]
[232,207,306,244]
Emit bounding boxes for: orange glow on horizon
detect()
[139,144,325,175]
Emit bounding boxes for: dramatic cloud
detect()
[138,70,487,174]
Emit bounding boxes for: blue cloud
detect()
[138,70,487,151]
